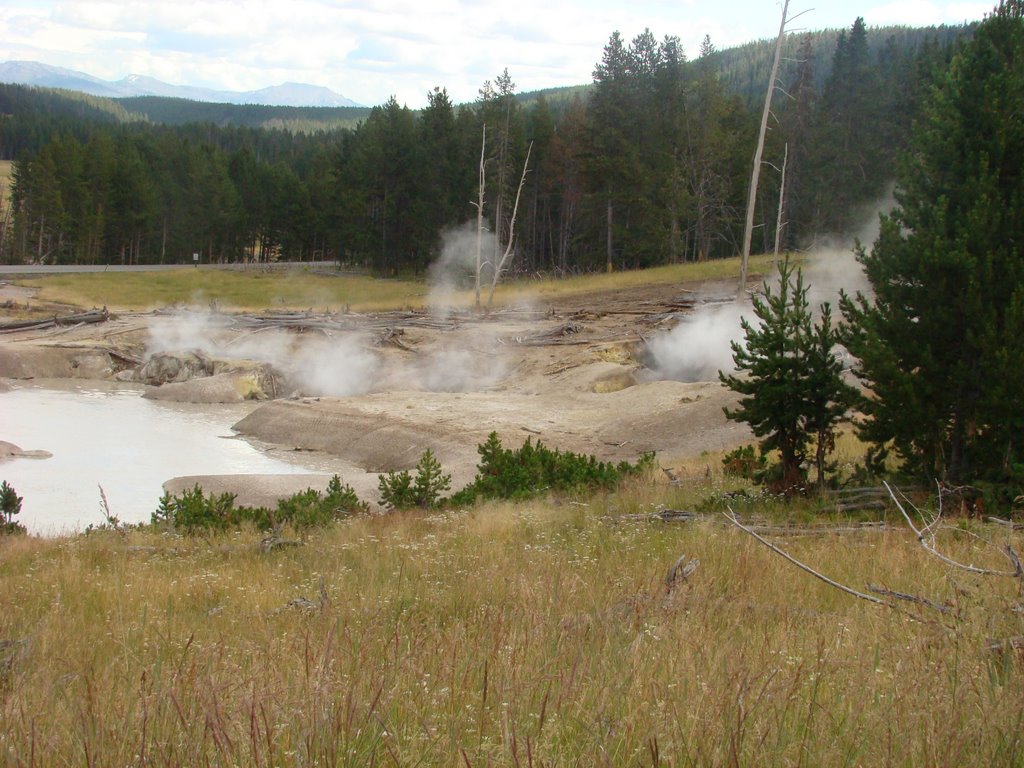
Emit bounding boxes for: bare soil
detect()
[0,279,752,501]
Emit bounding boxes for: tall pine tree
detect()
[721,259,854,493]
[841,0,1024,489]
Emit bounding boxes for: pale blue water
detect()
[0,382,332,534]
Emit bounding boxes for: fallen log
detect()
[0,308,109,333]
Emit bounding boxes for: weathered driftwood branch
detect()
[885,482,1018,577]
[867,584,951,614]
[745,522,896,537]
[987,516,1024,530]
[665,554,699,593]
[726,509,957,626]
[0,307,110,333]
[723,508,895,608]
[824,486,900,514]
[1005,544,1023,578]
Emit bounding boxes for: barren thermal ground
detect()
[0,277,752,505]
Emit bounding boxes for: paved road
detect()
[0,261,345,276]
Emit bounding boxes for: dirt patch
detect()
[1,278,754,484]
[0,345,118,380]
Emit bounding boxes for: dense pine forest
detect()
[0,20,971,272]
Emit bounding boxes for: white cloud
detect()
[865,0,991,25]
[0,0,991,107]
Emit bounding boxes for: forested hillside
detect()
[116,97,370,131]
[0,19,969,272]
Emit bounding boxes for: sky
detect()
[0,0,992,108]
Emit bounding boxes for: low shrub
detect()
[153,475,368,534]
[721,444,767,480]
[379,449,451,510]
[153,486,239,533]
[0,480,26,535]
[450,432,654,506]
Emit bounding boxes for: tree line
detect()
[1,20,966,271]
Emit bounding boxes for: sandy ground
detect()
[0,278,752,504]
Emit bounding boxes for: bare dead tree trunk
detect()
[773,142,789,268]
[739,0,790,298]
[606,194,614,273]
[36,212,45,263]
[473,126,487,310]
[486,142,533,310]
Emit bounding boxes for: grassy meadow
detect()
[13,254,779,313]
[0,471,1022,766]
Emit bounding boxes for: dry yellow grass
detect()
[0,160,12,210]
[1,481,1021,765]
[16,269,428,313]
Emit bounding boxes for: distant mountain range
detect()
[0,60,362,108]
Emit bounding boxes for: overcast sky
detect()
[0,0,991,108]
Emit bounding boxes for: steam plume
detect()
[645,194,893,382]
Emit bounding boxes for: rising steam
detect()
[146,314,379,397]
[427,222,498,318]
[645,195,894,383]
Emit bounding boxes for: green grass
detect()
[15,254,781,312]
[0,476,1021,765]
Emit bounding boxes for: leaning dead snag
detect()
[485,142,533,311]
[473,125,487,310]
[739,0,790,297]
[772,142,788,268]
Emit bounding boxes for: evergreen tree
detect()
[0,480,25,535]
[684,36,748,262]
[419,87,469,237]
[776,34,817,251]
[810,17,883,234]
[841,0,1024,489]
[721,259,855,492]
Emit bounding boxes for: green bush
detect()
[721,445,767,480]
[153,475,367,534]
[449,432,654,506]
[152,485,238,533]
[272,476,369,532]
[378,469,414,510]
[379,449,451,510]
[0,481,26,535]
